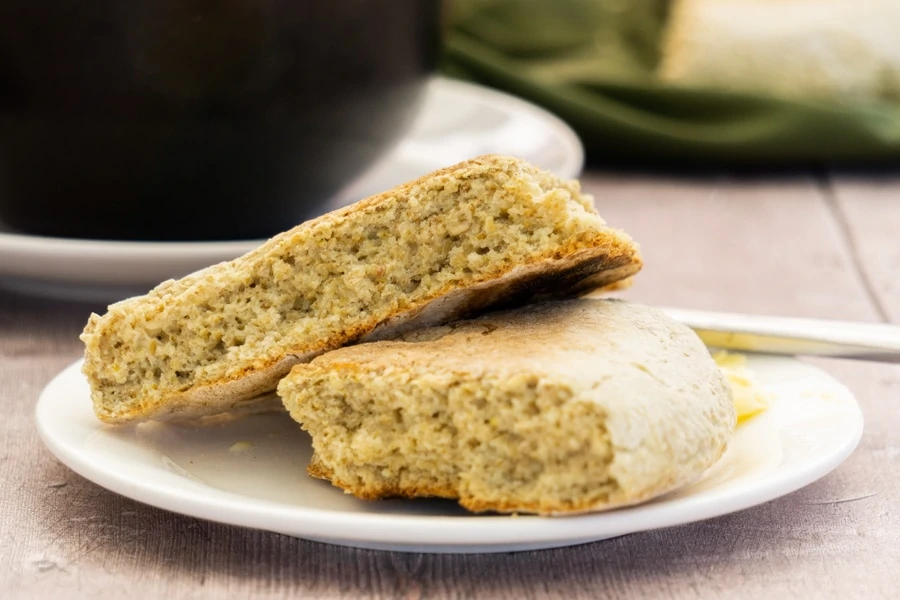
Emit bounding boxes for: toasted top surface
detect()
[82,155,641,423]
[287,298,724,390]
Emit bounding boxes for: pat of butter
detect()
[713,351,770,422]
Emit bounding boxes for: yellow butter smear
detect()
[713,351,770,422]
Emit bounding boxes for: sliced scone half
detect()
[278,299,735,515]
[82,155,641,424]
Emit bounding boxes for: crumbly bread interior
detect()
[297,372,617,514]
[82,155,640,423]
[278,299,735,515]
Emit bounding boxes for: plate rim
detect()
[35,356,864,552]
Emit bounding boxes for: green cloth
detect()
[440,0,900,164]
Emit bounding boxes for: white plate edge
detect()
[34,356,864,552]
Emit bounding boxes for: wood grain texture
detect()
[1,174,898,599]
[582,173,882,321]
[827,175,900,323]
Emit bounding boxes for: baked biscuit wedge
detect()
[278,299,735,515]
[82,155,641,423]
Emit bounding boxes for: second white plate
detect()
[0,77,583,301]
[36,353,863,554]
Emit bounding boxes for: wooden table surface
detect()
[1,171,898,599]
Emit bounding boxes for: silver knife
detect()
[663,307,900,364]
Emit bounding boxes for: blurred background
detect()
[443,0,900,166]
[0,0,898,300]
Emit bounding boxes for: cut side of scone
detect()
[277,299,736,515]
[82,155,642,424]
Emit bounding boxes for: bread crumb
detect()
[228,441,252,453]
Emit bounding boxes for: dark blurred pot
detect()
[0,0,443,241]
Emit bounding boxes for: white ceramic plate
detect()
[0,77,583,302]
[36,353,863,554]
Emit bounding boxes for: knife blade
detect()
[663,307,900,364]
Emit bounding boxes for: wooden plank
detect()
[0,291,100,359]
[828,175,900,323]
[580,173,882,322]
[2,175,898,599]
